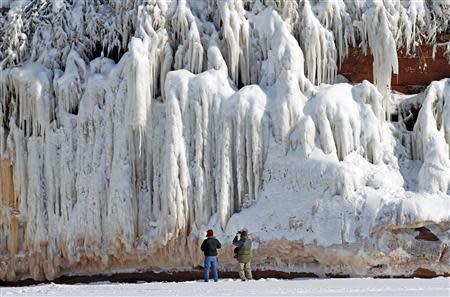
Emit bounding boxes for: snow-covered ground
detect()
[1,0,449,281]
[1,278,448,297]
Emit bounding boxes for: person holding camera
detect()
[200,229,221,282]
[232,228,253,281]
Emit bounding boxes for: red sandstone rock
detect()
[339,40,450,94]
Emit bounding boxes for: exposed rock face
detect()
[0,0,449,281]
[339,42,450,94]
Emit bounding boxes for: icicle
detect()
[253,7,313,94]
[54,49,86,115]
[160,87,190,244]
[305,82,382,163]
[9,63,53,136]
[125,15,159,130]
[216,0,249,85]
[314,0,355,67]
[297,0,338,85]
[159,42,173,101]
[1,0,450,281]
[359,2,398,120]
[186,21,203,74]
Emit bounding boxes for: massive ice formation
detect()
[414,79,450,193]
[0,0,449,281]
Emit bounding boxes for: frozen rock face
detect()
[0,0,449,281]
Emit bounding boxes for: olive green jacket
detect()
[233,235,252,263]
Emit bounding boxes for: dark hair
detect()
[240,230,248,237]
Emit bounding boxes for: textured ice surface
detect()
[0,0,449,281]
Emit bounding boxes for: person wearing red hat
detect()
[200,229,222,282]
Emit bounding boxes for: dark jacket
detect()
[201,237,221,256]
[233,235,252,263]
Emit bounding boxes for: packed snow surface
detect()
[1,278,449,297]
[0,0,449,281]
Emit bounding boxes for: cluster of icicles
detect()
[0,0,449,280]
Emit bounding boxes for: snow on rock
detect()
[0,0,449,281]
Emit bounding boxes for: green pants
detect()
[238,262,252,280]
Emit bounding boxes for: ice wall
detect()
[0,0,449,281]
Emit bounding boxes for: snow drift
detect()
[0,0,449,281]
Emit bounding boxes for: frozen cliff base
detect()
[0,77,449,280]
[0,0,449,281]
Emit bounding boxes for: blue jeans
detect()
[204,256,218,282]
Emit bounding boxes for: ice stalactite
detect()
[53,50,87,116]
[391,0,427,56]
[273,0,347,85]
[215,0,250,85]
[357,1,398,120]
[166,46,238,230]
[126,17,157,129]
[162,44,269,230]
[186,22,203,74]
[221,85,269,215]
[305,82,382,163]
[9,64,53,136]
[73,67,109,258]
[251,6,313,155]
[159,43,174,101]
[254,7,310,89]
[0,0,449,282]
[172,0,203,75]
[413,79,450,193]
[297,0,338,85]
[314,0,355,68]
[25,137,48,275]
[160,91,190,244]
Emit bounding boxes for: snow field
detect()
[1,278,449,297]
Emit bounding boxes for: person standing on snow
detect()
[200,229,221,282]
[233,229,253,281]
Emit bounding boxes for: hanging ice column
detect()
[357,1,398,120]
[216,0,251,85]
[161,44,237,232]
[160,84,190,244]
[161,39,271,230]
[297,0,338,85]
[413,79,450,194]
[172,0,203,75]
[252,6,313,148]
[8,64,54,136]
[218,84,269,227]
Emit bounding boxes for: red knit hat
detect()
[206,229,213,237]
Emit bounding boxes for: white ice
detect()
[1,278,449,297]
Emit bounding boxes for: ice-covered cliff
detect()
[0,0,449,281]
